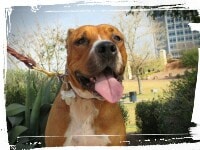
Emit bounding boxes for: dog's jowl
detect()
[45,24,127,146]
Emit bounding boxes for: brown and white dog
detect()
[45,24,127,146]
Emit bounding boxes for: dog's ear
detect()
[66,28,74,49]
[67,28,74,37]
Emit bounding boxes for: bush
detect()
[157,70,197,133]
[135,48,198,134]
[119,103,129,125]
[6,69,61,148]
[5,69,61,106]
[135,100,162,133]
[181,48,198,68]
[135,70,197,134]
[5,70,27,105]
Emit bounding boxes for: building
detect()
[155,12,200,58]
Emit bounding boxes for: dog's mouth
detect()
[75,67,123,103]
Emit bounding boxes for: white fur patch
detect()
[63,99,110,146]
[116,50,123,73]
[89,39,123,74]
[89,39,110,55]
[98,34,102,40]
[61,89,76,105]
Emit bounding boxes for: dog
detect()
[45,24,127,146]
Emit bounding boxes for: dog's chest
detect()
[63,98,110,146]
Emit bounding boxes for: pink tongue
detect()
[95,74,123,103]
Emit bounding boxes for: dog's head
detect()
[66,24,127,103]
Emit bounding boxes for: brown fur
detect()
[45,24,127,146]
[45,94,126,146]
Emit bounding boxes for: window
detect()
[177,36,184,42]
[170,37,176,43]
[167,18,174,23]
[193,34,200,40]
[193,31,200,34]
[170,44,176,49]
[175,17,182,22]
[185,36,193,41]
[172,51,181,58]
[176,30,184,35]
[185,29,192,34]
[184,23,189,28]
[167,13,172,17]
[176,23,183,29]
[169,31,176,36]
[168,24,175,30]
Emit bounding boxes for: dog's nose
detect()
[95,41,117,58]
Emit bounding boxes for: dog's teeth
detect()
[90,77,96,83]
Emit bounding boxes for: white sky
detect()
[9,4,130,34]
[8,4,156,61]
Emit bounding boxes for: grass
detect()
[121,79,171,133]
[123,103,138,133]
[122,79,171,101]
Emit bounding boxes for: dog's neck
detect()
[61,68,100,100]
[62,92,111,146]
[61,80,111,146]
[69,81,102,100]
[61,79,103,105]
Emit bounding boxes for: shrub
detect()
[6,70,61,148]
[135,70,197,134]
[181,48,198,68]
[135,100,162,133]
[133,48,198,134]
[157,70,197,133]
[5,70,27,105]
[119,103,129,125]
[5,69,61,106]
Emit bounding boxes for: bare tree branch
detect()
[8,23,66,72]
[113,11,166,94]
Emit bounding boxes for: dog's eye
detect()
[112,35,122,42]
[75,37,89,46]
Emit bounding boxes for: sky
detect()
[9,4,130,34]
[7,3,157,70]
[7,4,156,62]
[7,4,133,69]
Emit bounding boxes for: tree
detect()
[8,23,66,72]
[128,7,200,23]
[114,11,166,94]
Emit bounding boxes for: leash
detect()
[7,46,88,99]
[7,46,66,80]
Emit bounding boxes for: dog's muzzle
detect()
[74,40,124,103]
[87,41,119,74]
[95,41,117,60]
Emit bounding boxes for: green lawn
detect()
[123,103,138,133]
[123,79,171,100]
[121,79,171,133]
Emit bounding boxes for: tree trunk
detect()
[136,74,142,94]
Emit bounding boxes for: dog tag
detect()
[61,89,76,105]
